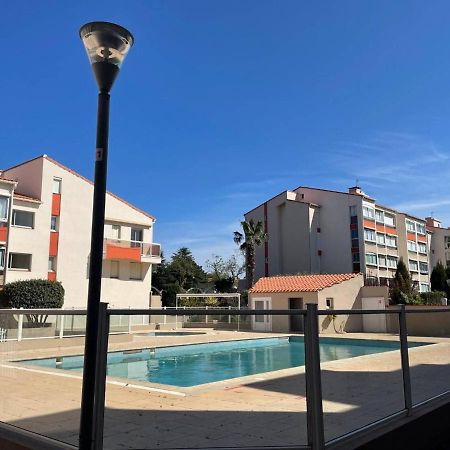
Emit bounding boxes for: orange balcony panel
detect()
[363,219,376,229]
[0,227,7,242]
[48,272,57,282]
[106,244,141,262]
[52,193,61,216]
[49,232,59,257]
[417,234,427,243]
[385,226,397,235]
[407,232,417,242]
[375,223,385,233]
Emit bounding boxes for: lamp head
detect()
[79,21,134,92]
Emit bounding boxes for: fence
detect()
[0,305,449,450]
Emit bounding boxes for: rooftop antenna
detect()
[355,177,360,187]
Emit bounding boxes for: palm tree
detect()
[234,219,267,289]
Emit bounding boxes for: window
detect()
[111,225,121,240]
[0,247,5,269]
[8,253,31,270]
[52,178,62,194]
[419,262,428,274]
[363,205,375,219]
[366,253,377,266]
[406,220,416,232]
[364,228,376,242]
[50,216,58,231]
[110,261,119,279]
[416,223,426,235]
[0,197,8,221]
[384,213,395,227]
[409,260,418,272]
[376,233,385,245]
[326,298,334,309]
[445,236,450,250]
[418,242,427,254]
[131,228,143,247]
[349,205,357,216]
[375,210,384,223]
[352,252,360,263]
[378,255,387,267]
[420,283,430,293]
[48,256,56,272]
[387,256,398,268]
[130,262,141,280]
[12,210,34,228]
[351,229,359,239]
[386,235,397,248]
[407,240,417,252]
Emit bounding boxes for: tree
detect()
[1,279,64,326]
[205,253,244,292]
[431,261,447,293]
[390,258,417,304]
[234,219,267,289]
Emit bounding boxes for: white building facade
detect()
[245,186,431,292]
[0,155,161,308]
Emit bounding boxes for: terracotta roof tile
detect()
[250,273,359,293]
[13,192,41,203]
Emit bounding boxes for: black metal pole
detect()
[79,89,110,450]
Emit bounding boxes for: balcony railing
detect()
[103,239,161,261]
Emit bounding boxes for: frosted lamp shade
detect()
[79,22,133,68]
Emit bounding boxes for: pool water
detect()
[23,337,427,387]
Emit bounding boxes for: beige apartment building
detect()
[0,155,161,308]
[426,217,450,269]
[245,186,431,292]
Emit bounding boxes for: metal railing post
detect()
[93,302,110,450]
[304,303,325,450]
[59,315,65,339]
[399,304,413,416]
[228,306,232,324]
[17,308,23,341]
[205,305,208,324]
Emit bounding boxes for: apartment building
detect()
[245,186,431,292]
[426,217,450,269]
[0,155,161,308]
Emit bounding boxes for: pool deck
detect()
[0,330,449,449]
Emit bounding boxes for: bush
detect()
[420,291,447,305]
[1,279,64,326]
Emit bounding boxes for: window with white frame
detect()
[384,213,395,227]
[375,210,384,223]
[378,255,387,267]
[445,236,450,249]
[349,205,357,216]
[0,197,8,221]
[48,256,56,272]
[419,262,428,274]
[110,261,119,279]
[387,256,398,268]
[406,220,416,232]
[0,247,5,269]
[131,228,143,248]
[12,210,34,228]
[409,260,418,272]
[8,253,31,270]
[418,242,427,254]
[365,253,377,266]
[52,178,62,194]
[416,223,426,235]
[377,233,386,245]
[407,240,417,252]
[130,262,142,280]
[363,205,375,219]
[50,216,58,231]
[111,225,121,240]
[386,235,397,248]
[364,228,376,242]
[420,283,430,293]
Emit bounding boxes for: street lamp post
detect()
[78,22,133,450]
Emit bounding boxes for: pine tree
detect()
[431,261,447,292]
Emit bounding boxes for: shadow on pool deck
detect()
[4,360,450,449]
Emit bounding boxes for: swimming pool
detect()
[22,337,427,387]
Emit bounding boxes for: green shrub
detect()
[1,279,64,326]
[420,291,447,305]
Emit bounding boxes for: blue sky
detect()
[1,1,450,266]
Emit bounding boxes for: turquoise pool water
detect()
[22,337,426,387]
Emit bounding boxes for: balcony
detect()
[104,239,161,264]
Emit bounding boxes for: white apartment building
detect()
[426,217,450,269]
[0,155,161,308]
[245,186,431,292]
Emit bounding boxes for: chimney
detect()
[348,186,365,196]
[426,217,441,228]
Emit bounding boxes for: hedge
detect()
[419,291,447,305]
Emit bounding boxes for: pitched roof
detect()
[13,193,41,204]
[250,273,359,293]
